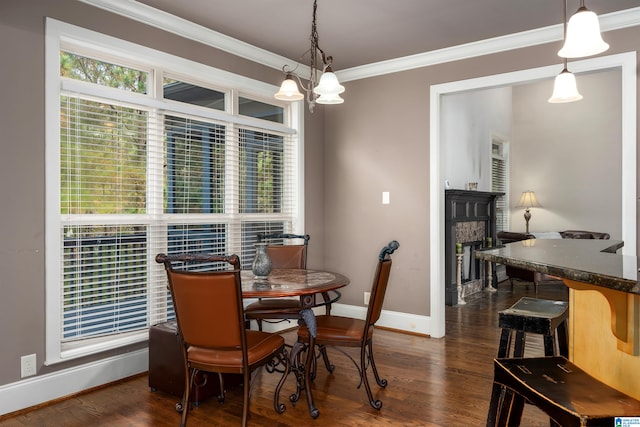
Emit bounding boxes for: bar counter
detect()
[476,238,640,399]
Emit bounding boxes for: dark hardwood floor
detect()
[0,280,568,426]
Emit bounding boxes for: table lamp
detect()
[517,191,541,234]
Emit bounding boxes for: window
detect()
[491,136,509,233]
[46,20,302,363]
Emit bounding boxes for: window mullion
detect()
[226,123,241,255]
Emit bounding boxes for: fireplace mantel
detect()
[444,190,504,305]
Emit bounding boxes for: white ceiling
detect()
[134,0,639,70]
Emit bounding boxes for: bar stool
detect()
[493,356,640,426]
[486,297,569,426]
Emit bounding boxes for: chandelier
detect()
[274,0,344,112]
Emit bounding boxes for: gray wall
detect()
[510,70,622,237]
[442,86,513,192]
[0,0,639,396]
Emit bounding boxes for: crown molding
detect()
[78,0,310,76]
[337,7,640,82]
[79,1,640,83]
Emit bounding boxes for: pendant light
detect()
[558,0,609,58]
[548,66,583,103]
[549,0,583,103]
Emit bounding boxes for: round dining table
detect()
[241,268,350,419]
[241,268,349,301]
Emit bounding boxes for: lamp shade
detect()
[313,71,345,96]
[316,92,344,104]
[274,76,304,101]
[517,191,542,208]
[548,69,583,103]
[558,6,609,58]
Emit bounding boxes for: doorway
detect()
[428,52,637,338]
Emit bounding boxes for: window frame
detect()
[45,18,304,364]
[491,135,510,233]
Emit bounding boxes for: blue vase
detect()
[252,243,272,279]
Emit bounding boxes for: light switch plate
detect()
[382,191,390,205]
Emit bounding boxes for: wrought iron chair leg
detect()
[360,342,382,410]
[273,349,290,414]
[241,371,250,427]
[366,341,387,388]
[179,368,196,427]
[288,341,306,404]
[303,338,320,419]
[309,344,318,381]
[217,372,225,402]
[319,345,335,373]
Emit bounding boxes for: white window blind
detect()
[47,22,301,363]
[491,139,509,233]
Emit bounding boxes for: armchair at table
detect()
[296,240,400,410]
[244,233,312,331]
[156,253,289,427]
[496,230,610,293]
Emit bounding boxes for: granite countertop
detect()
[475,239,640,294]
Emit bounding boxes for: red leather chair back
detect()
[167,269,243,349]
[267,244,307,269]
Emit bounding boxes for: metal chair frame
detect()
[156,253,289,427]
[296,240,399,410]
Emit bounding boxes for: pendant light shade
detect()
[548,68,583,103]
[315,92,344,105]
[274,75,304,101]
[313,70,345,104]
[558,5,609,58]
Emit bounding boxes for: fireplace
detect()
[444,190,503,305]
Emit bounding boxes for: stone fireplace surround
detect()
[444,189,503,305]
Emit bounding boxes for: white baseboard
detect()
[259,304,431,336]
[330,303,431,336]
[0,349,148,416]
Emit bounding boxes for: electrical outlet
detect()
[364,291,371,305]
[21,354,36,378]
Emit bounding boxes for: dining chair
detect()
[262,232,310,269]
[296,240,400,410]
[156,253,289,427]
[244,233,313,331]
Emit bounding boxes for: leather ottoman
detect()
[148,320,240,404]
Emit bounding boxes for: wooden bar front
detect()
[566,280,640,399]
[475,239,640,399]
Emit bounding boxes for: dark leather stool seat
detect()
[497,297,569,359]
[487,297,569,425]
[493,356,640,426]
